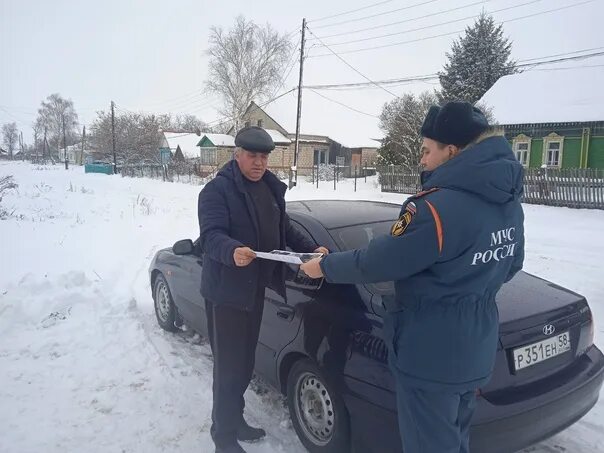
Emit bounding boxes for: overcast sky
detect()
[1,0,603,147]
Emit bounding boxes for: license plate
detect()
[513,331,571,371]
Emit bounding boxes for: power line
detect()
[311,0,442,30]
[137,91,222,112]
[518,46,604,63]
[322,0,542,47]
[306,26,398,97]
[205,88,297,128]
[310,0,495,40]
[532,63,604,71]
[309,0,398,24]
[309,0,597,57]
[303,49,604,90]
[518,50,604,70]
[308,89,379,118]
[0,105,38,115]
[141,89,205,107]
[305,73,439,90]
[114,96,223,119]
[0,106,31,125]
[270,37,302,99]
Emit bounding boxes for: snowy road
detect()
[1,162,603,452]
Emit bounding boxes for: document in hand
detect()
[254,250,323,265]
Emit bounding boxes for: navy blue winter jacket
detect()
[198,160,316,310]
[320,130,525,390]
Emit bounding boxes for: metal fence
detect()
[378,166,604,210]
[377,165,422,195]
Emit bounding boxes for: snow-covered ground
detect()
[1,161,603,453]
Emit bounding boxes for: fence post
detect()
[364,162,367,182]
[354,166,357,192]
[316,165,319,188]
[333,166,336,190]
[311,164,315,185]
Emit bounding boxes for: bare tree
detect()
[170,114,209,134]
[31,117,46,158]
[1,123,19,159]
[90,110,173,165]
[377,92,438,169]
[36,93,79,156]
[205,16,292,130]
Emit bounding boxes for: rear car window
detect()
[330,221,396,295]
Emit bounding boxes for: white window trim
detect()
[542,133,565,169]
[512,134,531,167]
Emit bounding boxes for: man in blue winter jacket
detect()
[198,126,328,453]
[301,101,525,453]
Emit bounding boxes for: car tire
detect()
[287,359,351,453]
[153,273,177,332]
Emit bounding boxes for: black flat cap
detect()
[421,101,489,148]
[235,126,275,153]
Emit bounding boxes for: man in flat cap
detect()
[198,126,328,453]
[302,102,525,452]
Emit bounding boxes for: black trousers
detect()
[205,287,265,447]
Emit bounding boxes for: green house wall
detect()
[589,137,604,169]
[503,122,604,169]
[562,138,582,168]
[529,140,543,168]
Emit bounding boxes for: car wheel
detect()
[153,273,177,332]
[287,359,351,453]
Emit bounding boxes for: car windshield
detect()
[330,221,396,295]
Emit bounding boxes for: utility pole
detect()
[291,18,306,189]
[80,125,86,165]
[62,113,68,170]
[111,101,117,174]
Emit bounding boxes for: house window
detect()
[200,147,217,165]
[542,133,564,168]
[257,119,263,127]
[512,135,531,166]
[244,121,250,128]
[514,142,530,166]
[546,141,561,167]
[313,149,327,165]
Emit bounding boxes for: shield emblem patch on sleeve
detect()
[391,211,413,236]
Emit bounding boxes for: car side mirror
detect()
[288,267,323,290]
[173,239,194,255]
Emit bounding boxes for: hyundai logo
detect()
[543,324,556,336]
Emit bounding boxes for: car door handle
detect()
[276,305,295,321]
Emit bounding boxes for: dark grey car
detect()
[149,200,604,452]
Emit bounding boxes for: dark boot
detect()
[236,419,266,442]
[215,442,247,453]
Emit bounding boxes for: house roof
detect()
[479,66,604,125]
[200,133,235,148]
[265,129,291,145]
[163,132,203,159]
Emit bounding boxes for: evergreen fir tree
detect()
[438,13,516,104]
